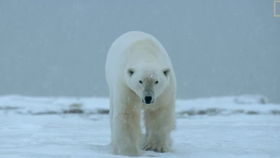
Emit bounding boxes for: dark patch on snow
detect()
[0,106,21,110]
[63,109,84,114]
[271,110,280,115]
[69,103,83,109]
[28,108,109,115]
[178,108,226,116]
[178,108,265,116]
[246,111,259,115]
[197,110,207,115]
[31,111,58,115]
[96,109,110,114]
[232,109,245,114]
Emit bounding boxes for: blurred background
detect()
[0,0,279,103]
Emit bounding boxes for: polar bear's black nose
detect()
[144,96,153,104]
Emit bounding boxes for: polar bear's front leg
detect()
[111,100,142,156]
[143,101,175,153]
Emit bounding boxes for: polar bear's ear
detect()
[127,68,135,76]
[163,68,170,77]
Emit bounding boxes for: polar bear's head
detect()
[126,64,170,104]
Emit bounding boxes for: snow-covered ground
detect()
[1,95,280,158]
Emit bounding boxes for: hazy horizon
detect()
[0,0,279,102]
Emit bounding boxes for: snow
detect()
[1,95,280,158]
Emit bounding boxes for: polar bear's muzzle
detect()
[142,90,154,104]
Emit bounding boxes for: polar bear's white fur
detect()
[105,31,176,156]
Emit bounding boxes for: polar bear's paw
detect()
[143,143,172,153]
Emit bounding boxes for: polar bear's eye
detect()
[155,81,159,84]
[139,80,143,84]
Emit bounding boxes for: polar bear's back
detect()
[113,31,158,48]
[108,31,166,57]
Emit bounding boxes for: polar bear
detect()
[105,31,176,156]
